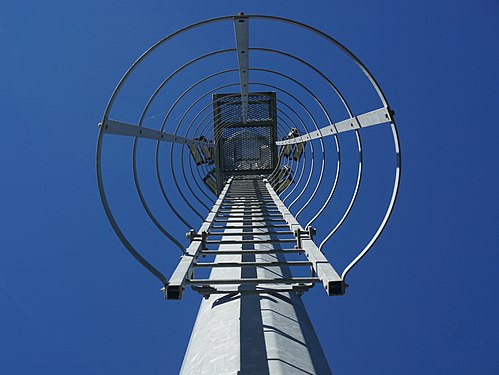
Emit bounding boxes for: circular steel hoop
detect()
[96,14,401,284]
[169,86,294,215]
[184,94,295,202]
[129,45,353,253]
[162,85,318,214]
[166,70,332,219]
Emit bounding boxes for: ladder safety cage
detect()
[96,13,401,301]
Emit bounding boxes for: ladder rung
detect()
[225,191,268,193]
[227,194,269,196]
[217,212,280,216]
[216,214,283,218]
[208,231,293,236]
[225,197,271,200]
[224,198,274,202]
[187,277,320,286]
[213,218,286,223]
[206,239,296,245]
[222,201,276,204]
[223,202,275,205]
[218,209,280,213]
[223,200,275,204]
[200,249,304,255]
[221,203,277,209]
[227,191,271,198]
[228,189,268,191]
[194,261,311,268]
[226,196,271,198]
[211,224,289,229]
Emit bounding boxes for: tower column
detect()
[180,291,332,375]
[180,179,332,375]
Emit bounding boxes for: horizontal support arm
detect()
[100,119,214,148]
[234,14,249,123]
[276,106,393,145]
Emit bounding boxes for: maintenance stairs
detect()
[165,178,344,299]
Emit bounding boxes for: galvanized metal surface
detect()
[265,181,345,295]
[165,179,232,299]
[213,92,278,193]
[181,291,332,375]
[96,14,403,375]
[234,14,249,124]
[180,179,332,374]
[167,179,343,299]
[101,119,214,147]
[276,106,393,145]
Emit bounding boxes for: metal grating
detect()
[216,94,274,124]
[220,126,272,171]
[213,92,278,192]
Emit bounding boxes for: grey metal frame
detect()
[265,180,345,295]
[96,13,401,292]
[101,119,214,147]
[234,14,249,124]
[276,106,393,145]
[165,178,232,299]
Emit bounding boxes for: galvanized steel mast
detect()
[179,179,333,374]
[97,13,401,375]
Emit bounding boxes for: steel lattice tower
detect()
[97,13,401,374]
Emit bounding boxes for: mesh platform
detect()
[213,92,278,191]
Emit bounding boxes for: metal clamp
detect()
[186,229,208,250]
[294,226,316,249]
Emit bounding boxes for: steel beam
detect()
[101,119,214,147]
[180,177,333,374]
[165,179,232,299]
[276,106,393,145]
[233,14,249,123]
[265,180,346,295]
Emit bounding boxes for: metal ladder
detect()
[165,178,345,299]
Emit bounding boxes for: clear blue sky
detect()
[1,1,498,374]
